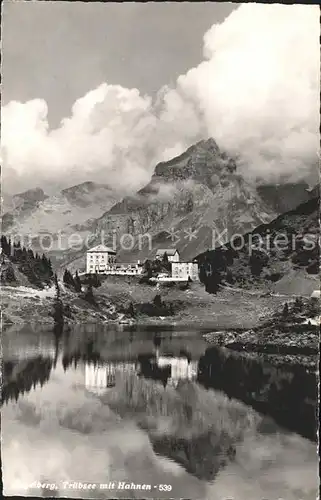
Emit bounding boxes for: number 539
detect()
[158,485,172,491]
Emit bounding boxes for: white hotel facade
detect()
[85,245,199,281]
[86,244,143,275]
[86,244,117,274]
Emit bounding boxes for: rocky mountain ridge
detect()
[2,138,315,273]
[70,138,313,267]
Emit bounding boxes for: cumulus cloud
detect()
[1,4,319,194]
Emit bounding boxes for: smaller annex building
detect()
[156,248,180,263]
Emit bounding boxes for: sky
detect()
[1,2,320,195]
[2,1,235,127]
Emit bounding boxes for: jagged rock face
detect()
[90,139,277,262]
[152,138,234,183]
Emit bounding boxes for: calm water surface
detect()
[1,324,318,499]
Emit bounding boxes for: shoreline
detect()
[2,282,318,360]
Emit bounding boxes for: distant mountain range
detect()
[2,181,120,253]
[1,138,316,273]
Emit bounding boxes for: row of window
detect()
[88,255,116,262]
[88,267,141,274]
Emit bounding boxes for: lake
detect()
[1,323,318,499]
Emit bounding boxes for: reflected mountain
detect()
[62,338,102,371]
[53,331,319,443]
[2,325,62,406]
[197,346,318,441]
[152,430,236,481]
[1,356,53,405]
[3,324,318,444]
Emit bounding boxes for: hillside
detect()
[196,195,319,295]
[0,235,54,289]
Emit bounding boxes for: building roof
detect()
[156,248,179,256]
[111,263,141,268]
[87,244,116,254]
[172,260,198,264]
[310,290,320,298]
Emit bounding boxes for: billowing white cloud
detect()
[1,4,319,194]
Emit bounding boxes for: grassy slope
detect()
[1,273,287,329]
[95,276,286,329]
[0,282,119,326]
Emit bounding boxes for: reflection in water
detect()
[1,324,318,499]
[198,346,318,441]
[1,357,53,405]
[85,362,136,393]
[135,332,197,388]
[85,364,116,392]
[137,351,197,388]
[152,431,236,482]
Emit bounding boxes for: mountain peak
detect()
[194,137,220,152]
[14,187,48,203]
[61,181,115,208]
[153,136,235,184]
[61,181,112,197]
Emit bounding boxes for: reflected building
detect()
[137,348,198,388]
[156,353,198,387]
[85,363,116,393]
[84,361,136,394]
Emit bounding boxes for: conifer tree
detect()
[162,252,169,265]
[63,269,69,285]
[74,271,82,292]
[53,297,64,326]
[92,271,101,288]
[84,284,96,305]
[282,303,289,318]
[128,301,135,317]
[153,294,162,308]
[47,258,53,278]
[54,273,60,298]
[27,248,35,260]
